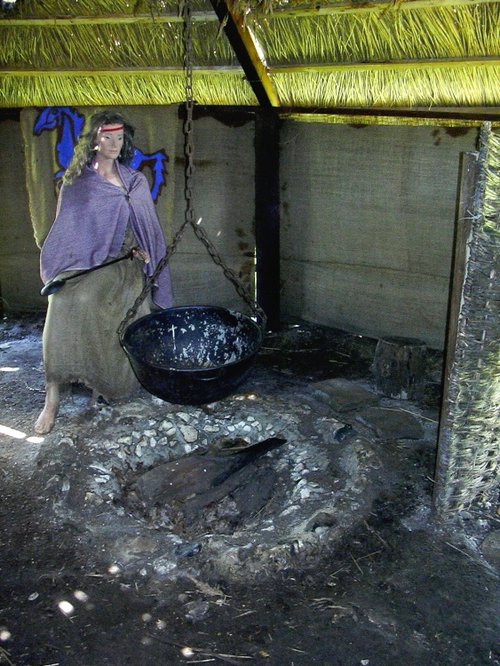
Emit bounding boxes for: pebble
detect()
[153,557,177,576]
[185,600,210,622]
[179,425,198,443]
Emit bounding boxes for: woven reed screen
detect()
[434,122,500,517]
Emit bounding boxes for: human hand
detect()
[132,247,150,264]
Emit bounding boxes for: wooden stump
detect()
[372,336,427,400]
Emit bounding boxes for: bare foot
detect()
[34,382,60,434]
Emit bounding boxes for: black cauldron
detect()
[121,306,263,404]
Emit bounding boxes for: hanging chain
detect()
[180,0,266,329]
[117,1,194,339]
[118,0,266,340]
[183,0,195,229]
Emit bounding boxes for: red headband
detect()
[98,124,124,133]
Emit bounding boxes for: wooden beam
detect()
[209,0,280,108]
[0,12,214,26]
[280,110,500,126]
[0,0,494,25]
[270,56,500,74]
[0,67,240,76]
[242,0,497,19]
[2,55,497,77]
[279,106,500,120]
[433,150,479,515]
[255,109,281,330]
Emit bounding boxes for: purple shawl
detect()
[40,163,172,309]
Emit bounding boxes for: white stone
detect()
[203,424,219,432]
[153,558,177,576]
[179,425,198,443]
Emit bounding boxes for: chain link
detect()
[118,0,266,340]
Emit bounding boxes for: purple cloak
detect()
[40,163,173,309]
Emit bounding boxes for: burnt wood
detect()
[131,436,286,507]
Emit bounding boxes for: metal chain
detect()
[118,0,266,340]
[189,217,267,327]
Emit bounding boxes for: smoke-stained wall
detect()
[280,122,479,349]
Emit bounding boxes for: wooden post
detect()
[255,109,281,331]
[433,151,480,512]
[372,336,427,400]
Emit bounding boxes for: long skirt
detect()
[42,245,150,400]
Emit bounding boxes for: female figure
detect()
[35,110,172,434]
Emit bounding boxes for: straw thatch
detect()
[253,4,500,64]
[0,0,498,117]
[434,123,500,516]
[0,70,256,107]
[273,64,499,109]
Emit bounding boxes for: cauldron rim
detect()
[121,304,263,375]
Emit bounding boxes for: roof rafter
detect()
[272,56,500,73]
[241,0,496,18]
[209,0,280,107]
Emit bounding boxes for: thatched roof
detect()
[1,0,499,123]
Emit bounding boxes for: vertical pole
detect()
[433,151,479,515]
[255,109,280,331]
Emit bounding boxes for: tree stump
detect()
[372,336,427,400]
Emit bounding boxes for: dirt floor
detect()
[0,312,499,666]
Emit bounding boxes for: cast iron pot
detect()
[121,305,263,405]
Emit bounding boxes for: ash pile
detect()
[37,366,435,583]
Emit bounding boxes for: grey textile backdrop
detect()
[280,122,479,349]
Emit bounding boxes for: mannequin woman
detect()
[35,110,172,434]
